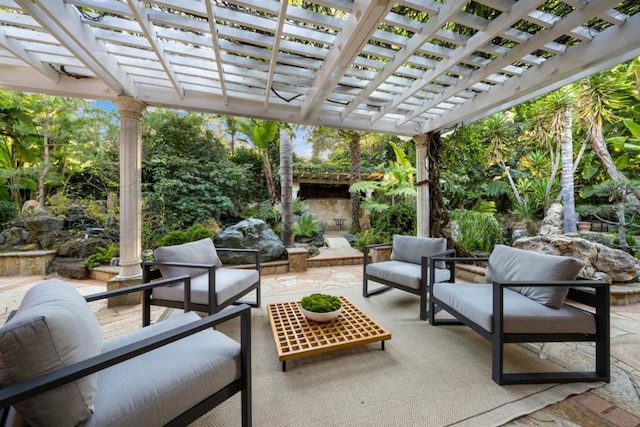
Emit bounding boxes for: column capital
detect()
[412,134,429,148]
[116,96,146,119]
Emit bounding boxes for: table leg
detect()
[282,361,287,372]
[381,340,385,351]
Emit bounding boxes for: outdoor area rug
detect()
[193,285,603,426]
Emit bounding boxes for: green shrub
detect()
[82,244,118,269]
[371,202,416,237]
[353,229,390,251]
[300,293,342,313]
[293,212,322,238]
[450,209,504,252]
[157,223,213,247]
[0,201,17,225]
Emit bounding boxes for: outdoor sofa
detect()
[0,278,251,426]
[428,244,610,385]
[363,234,454,320]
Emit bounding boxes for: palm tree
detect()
[484,113,522,205]
[280,127,294,246]
[237,119,279,200]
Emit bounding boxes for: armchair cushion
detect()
[390,235,447,267]
[366,261,451,290]
[154,238,222,279]
[0,279,101,427]
[152,268,260,305]
[485,245,584,308]
[88,312,240,426]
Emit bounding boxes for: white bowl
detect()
[300,306,342,322]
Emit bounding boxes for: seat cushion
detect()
[390,234,447,268]
[152,268,259,306]
[432,282,596,334]
[85,312,241,426]
[366,260,451,290]
[485,245,584,308]
[154,238,222,279]
[0,279,101,427]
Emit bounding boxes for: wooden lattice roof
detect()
[1,1,639,136]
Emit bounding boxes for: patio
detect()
[1,264,638,426]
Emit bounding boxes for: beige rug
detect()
[193,285,603,426]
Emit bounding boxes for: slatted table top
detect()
[267,296,391,369]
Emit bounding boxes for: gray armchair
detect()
[0,278,251,426]
[142,237,260,326]
[363,234,454,320]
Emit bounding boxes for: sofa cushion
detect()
[153,268,259,306]
[485,245,584,308]
[366,261,451,290]
[390,235,447,267]
[154,238,222,280]
[87,312,241,426]
[432,282,596,334]
[0,279,101,427]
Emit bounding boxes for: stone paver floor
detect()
[1,266,639,426]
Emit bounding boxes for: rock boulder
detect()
[513,235,640,283]
[214,218,285,264]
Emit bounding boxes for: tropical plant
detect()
[293,212,323,238]
[237,119,279,200]
[82,243,118,269]
[450,209,504,252]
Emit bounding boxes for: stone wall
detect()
[304,199,370,232]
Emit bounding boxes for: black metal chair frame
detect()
[362,242,454,320]
[428,256,610,385]
[0,277,252,426]
[142,247,260,326]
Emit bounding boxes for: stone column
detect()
[413,134,430,237]
[115,96,146,280]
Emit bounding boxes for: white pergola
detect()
[1,0,640,281]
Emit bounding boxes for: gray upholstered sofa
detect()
[0,279,251,426]
[428,244,610,385]
[363,234,454,320]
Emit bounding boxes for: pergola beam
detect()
[423,11,640,134]
[128,0,184,99]
[398,0,620,127]
[14,0,136,97]
[264,0,288,109]
[205,0,227,104]
[300,0,393,120]
[0,29,60,82]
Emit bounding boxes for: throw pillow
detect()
[154,237,222,279]
[485,244,584,308]
[0,279,101,426]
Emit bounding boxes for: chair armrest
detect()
[428,255,488,279]
[84,275,191,303]
[215,248,261,270]
[0,304,251,410]
[363,243,392,266]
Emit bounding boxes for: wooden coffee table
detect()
[267,296,391,371]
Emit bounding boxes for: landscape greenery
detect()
[0,57,639,263]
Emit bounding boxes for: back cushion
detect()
[154,237,222,279]
[485,245,584,308]
[390,234,447,267]
[0,279,101,426]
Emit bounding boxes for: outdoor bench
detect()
[428,244,610,385]
[0,278,251,426]
[363,234,454,320]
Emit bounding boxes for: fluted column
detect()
[116,96,146,279]
[413,134,430,237]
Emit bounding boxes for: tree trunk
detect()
[349,132,361,233]
[262,152,278,200]
[560,106,577,233]
[280,129,294,247]
[38,109,50,209]
[588,127,640,202]
[426,132,474,258]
